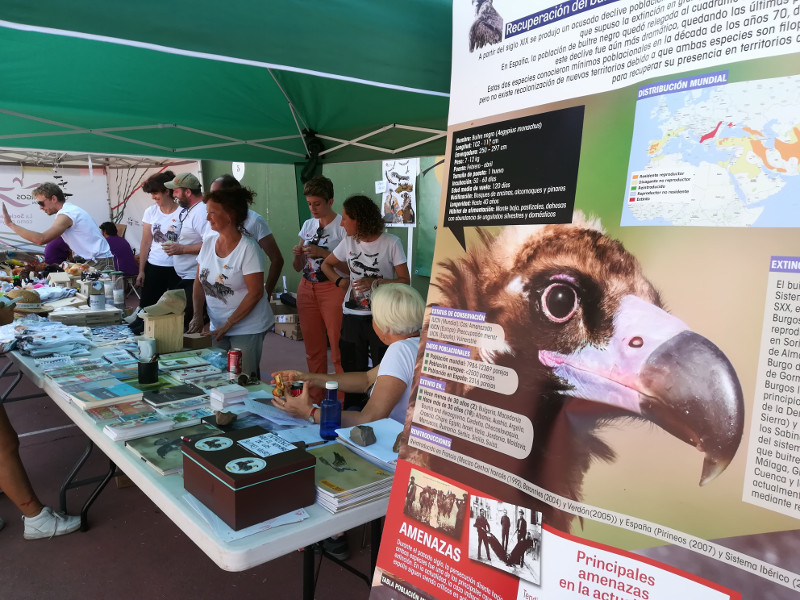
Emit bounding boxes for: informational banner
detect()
[372,0,800,599]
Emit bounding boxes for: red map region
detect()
[700,121,723,143]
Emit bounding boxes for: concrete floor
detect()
[0,332,375,600]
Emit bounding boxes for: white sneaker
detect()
[22,506,81,540]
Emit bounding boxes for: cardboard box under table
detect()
[182,427,316,530]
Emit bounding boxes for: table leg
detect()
[0,358,47,405]
[303,545,316,600]
[370,517,384,576]
[59,438,116,531]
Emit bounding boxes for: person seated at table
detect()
[43,236,71,265]
[99,222,138,276]
[186,185,274,379]
[271,283,424,426]
[0,405,81,539]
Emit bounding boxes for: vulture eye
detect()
[541,282,579,323]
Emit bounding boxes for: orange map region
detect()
[751,139,785,173]
[743,125,763,137]
[700,121,722,143]
[774,126,800,163]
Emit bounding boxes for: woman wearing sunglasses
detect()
[292,176,348,400]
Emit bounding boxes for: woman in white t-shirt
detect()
[187,186,273,379]
[137,171,181,308]
[291,176,347,394]
[271,283,424,426]
[321,194,410,409]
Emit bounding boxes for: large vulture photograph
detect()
[402,213,746,533]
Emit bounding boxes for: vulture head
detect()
[405,215,744,531]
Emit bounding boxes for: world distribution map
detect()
[622,74,800,227]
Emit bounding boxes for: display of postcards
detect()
[85,400,158,425]
[89,325,137,344]
[33,354,73,370]
[103,408,214,442]
[158,355,211,371]
[102,349,136,364]
[169,365,223,381]
[44,360,114,380]
[153,395,210,416]
[125,423,221,475]
[52,373,119,394]
[143,383,206,407]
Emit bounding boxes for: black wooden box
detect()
[182,426,316,530]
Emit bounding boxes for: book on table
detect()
[158,355,211,371]
[307,443,393,513]
[142,383,206,408]
[103,408,215,441]
[85,399,159,425]
[125,422,221,475]
[68,380,144,410]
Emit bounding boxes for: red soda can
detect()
[290,381,304,397]
[227,348,243,375]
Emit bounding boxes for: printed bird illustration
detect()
[320,451,357,472]
[405,214,744,531]
[469,0,503,53]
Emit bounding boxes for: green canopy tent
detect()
[0,0,451,165]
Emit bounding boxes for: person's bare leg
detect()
[0,405,44,518]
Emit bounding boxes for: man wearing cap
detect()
[2,182,113,270]
[162,173,209,327]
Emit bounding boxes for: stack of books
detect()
[142,382,206,409]
[209,384,248,411]
[307,443,393,514]
[53,371,144,410]
[102,407,215,441]
[85,399,158,425]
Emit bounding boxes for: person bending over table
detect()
[186,186,274,379]
[99,222,138,276]
[320,194,410,410]
[0,405,80,539]
[3,182,114,271]
[271,283,423,426]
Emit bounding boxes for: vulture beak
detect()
[539,295,744,486]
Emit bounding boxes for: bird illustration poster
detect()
[371,1,800,599]
[382,159,418,227]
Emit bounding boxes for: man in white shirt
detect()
[163,173,209,327]
[2,182,113,270]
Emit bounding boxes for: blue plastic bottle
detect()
[319,381,341,440]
